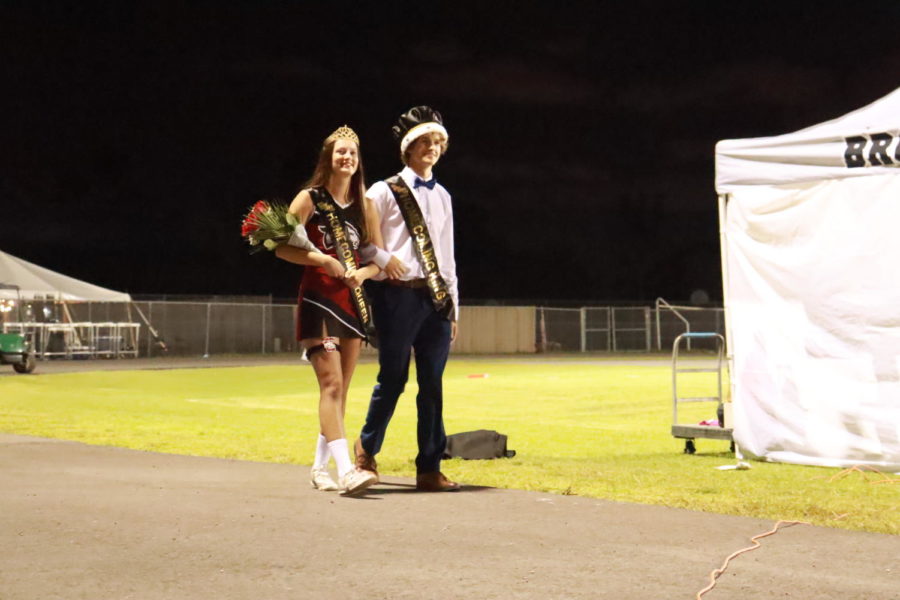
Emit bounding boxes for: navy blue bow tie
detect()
[414,177,436,190]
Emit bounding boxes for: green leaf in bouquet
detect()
[241,199,294,255]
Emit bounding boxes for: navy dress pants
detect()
[359,281,451,474]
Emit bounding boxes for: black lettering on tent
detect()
[868,132,894,166]
[844,136,867,168]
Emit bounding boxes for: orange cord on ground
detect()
[696,520,808,599]
[698,464,897,598]
[826,464,900,484]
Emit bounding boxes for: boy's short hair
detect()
[401,132,449,165]
[393,106,449,165]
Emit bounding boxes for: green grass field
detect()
[1,356,897,535]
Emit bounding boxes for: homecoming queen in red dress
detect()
[275,125,383,496]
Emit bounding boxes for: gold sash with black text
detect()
[386,175,454,320]
[310,187,377,346]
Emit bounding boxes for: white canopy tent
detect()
[0,250,151,359]
[716,88,900,470]
[0,250,131,302]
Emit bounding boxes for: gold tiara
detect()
[327,124,360,145]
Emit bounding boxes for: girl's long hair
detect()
[303,137,369,243]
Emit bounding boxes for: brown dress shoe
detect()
[416,471,460,492]
[354,438,379,481]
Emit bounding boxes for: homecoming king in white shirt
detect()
[355,106,460,492]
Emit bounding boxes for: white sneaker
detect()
[310,466,338,491]
[339,468,378,496]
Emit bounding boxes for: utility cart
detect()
[671,332,731,454]
[0,284,36,374]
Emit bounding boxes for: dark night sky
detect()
[3,1,900,304]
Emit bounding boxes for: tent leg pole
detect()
[132,302,167,353]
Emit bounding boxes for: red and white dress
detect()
[295,189,366,341]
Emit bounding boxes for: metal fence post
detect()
[537,307,543,353]
[261,304,267,354]
[605,308,612,351]
[203,302,211,358]
[580,307,587,352]
[644,307,652,351]
[147,302,153,358]
[654,304,661,350]
[611,308,617,352]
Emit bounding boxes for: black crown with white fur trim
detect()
[392,106,448,153]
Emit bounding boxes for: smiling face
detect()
[405,132,446,172]
[330,138,359,178]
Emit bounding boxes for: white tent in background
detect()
[715,88,900,470]
[0,250,131,302]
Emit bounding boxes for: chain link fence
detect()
[2,298,724,357]
[535,303,722,353]
[137,301,299,357]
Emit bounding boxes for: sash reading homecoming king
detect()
[309,187,378,346]
[386,175,454,320]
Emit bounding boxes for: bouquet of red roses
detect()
[240,200,320,254]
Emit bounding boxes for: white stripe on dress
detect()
[302,297,365,338]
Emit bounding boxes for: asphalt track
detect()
[1,358,898,599]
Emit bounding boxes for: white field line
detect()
[183,396,313,412]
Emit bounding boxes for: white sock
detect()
[313,434,330,470]
[327,438,353,478]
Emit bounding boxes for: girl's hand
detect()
[343,267,365,288]
[344,264,379,289]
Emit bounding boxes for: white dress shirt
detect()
[365,166,459,320]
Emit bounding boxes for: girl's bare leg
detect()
[304,338,344,442]
[338,337,362,420]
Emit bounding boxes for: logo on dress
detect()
[318,222,360,250]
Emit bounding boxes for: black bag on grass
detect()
[443,429,516,460]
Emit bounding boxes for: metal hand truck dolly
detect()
[671,332,733,454]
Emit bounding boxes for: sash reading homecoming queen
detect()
[309,187,378,347]
[386,175,454,320]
